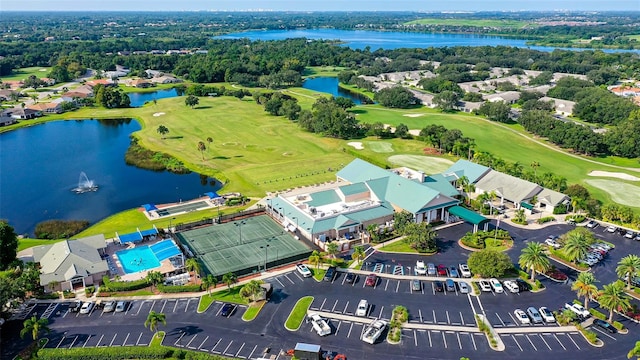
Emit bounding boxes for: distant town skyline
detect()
[2,0,638,12]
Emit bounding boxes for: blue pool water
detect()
[116,246,161,274]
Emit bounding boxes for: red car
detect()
[365,274,377,287]
[437,264,448,276]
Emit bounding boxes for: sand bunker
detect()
[39,69,48,72]
[588,171,640,181]
[347,142,364,150]
[408,129,421,136]
[152,112,165,117]
[403,114,424,118]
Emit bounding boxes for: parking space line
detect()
[96,334,104,347]
[510,335,523,351]
[538,334,552,350]
[433,310,437,324]
[319,298,327,311]
[341,274,347,285]
[456,332,462,349]
[149,300,156,313]
[459,312,466,326]
[136,332,143,346]
[56,336,65,348]
[210,338,222,353]
[185,298,192,312]
[186,334,198,349]
[431,282,435,295]
[331,300,339,313]
[395,280,400,293]
[109,334,118,347]
[215,304,224,317]
[507,313,518,326]
[171,300,178,313]
[414,330,418,346]
[68,335,78,349]
[591,326,617,340]
[284,274,295,284]
[419,309,423,323]
[235,342,245,357]
[342,301,349,314]
[160,299,167,313]
[525,335,537,351]
[384,279,389,291]
[421,285,424,295]
[83,335,91,348]
[122,333,130,346]
[197,335,209,350]
[409,282,413,294]
[347,322,354,338]
[174,332,186,346]
[470,333,477,350]
[446,311,451,324]
[275,277,286,288]
[442,331,448,348]
[567,333,581,350]
[294,272,304,281]
[222,340,234,355]
[495,313,506,327]
[352,275,358,287]
[247,345,258,359]
[428,330,432,347]
[334,321,342,336]
[552,334,566,350]
[378,306,384,319]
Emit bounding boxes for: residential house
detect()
[27,102,63,114]
[483,91,521,104]
[540,96,576,116]
[0,116,17,126]
[128,78,153,88]
[458,101,482,113]
[552,73,588,83]
[86,79,116,87]
[609,86,640,98]
[40,78,56,86]
[150,75,182,84]
[0,89,18,101]
[458,80,495,93]
[32,234,109,292]
[409,90,434,108]
[4,107,41,119]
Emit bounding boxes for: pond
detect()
[128,88,180,107]
[302,77,371,104]
[0,119,221,236]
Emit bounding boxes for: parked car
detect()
[220,303,237,317]
[415,260,427,275]
[617,228,627,236]
[69,300,82,313]
[526,307,543,323]
[356,299,369,317]
[458,281,470,294]
[364,274,377,287]
[296,263,312,278]
[625,231,636,239]
[437,264,448,276]
[115,301,129,313]
[592,319,617,334]
[478,280,492,292]
[514,309,530,325]
[448,266,459,278]
[545,236,561,249]
[606,225,617,233]
[459,264,472,278]
[539,307,555,323]
[515,279,530,292]
[489,278,503,293]
[586,220,599,229]
[361,319,388,344]
[80,301,94,314]
[345,273,356,284]
[434,281,444,292]
[564,303,590,318]
[445,279,456,292]
[594,242,612,251]
[103,301,116,313]
[323,266,336,282]
[503,280,519,293]
[411,279,421,292]
[308,313,332,336]
[635,234,640,241]
[427,263,437,276]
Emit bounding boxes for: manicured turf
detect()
[284,296,314,330]
[312,268,327,281]
[366,141,394,153]
[387,155,453,174]
[303,66,348,78]
[378,240,420,254]
[584,179,640,207]
[404,18,531,28]
[198,286,248,312]
[242,301,265,321]
[0,67,51,82]
[17,238,63,252]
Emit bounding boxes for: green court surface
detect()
[176,215,312,277]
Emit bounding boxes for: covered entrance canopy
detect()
[447,206,489,232]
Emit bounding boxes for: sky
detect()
[3,0,639,12]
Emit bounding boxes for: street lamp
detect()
[169,217,176,234]
[260,244,270,271]
[234,220,246,244]
[291,216,299,232]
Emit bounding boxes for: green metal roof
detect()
[447,206,488,225]
[422,174,460,198]
[520,202,534,210]
[336,158,392,183]
[442,159,490,184]
[339,183,369,196]
[306,189,341,207]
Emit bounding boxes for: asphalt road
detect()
[2,222,639,360]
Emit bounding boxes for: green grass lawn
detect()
[198,286,249,312]
[312,268,327,281]
[242,301,265,321]
[285,296,313,330]
[404,18,532,28]
[17,238,63,252]
[0,67,51,82]
[378,240,420,254]
[118,82,182,93]
[303,66,347,78]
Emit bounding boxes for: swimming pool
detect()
[116,246,161,274]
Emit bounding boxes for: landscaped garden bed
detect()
[460,229,513,252]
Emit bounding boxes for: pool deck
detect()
[104,237,180,282]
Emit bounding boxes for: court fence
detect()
[173,208,266,232]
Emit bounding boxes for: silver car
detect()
[458,281,470,294]
[527,307,543,323]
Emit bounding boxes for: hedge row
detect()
[157,284,202,293]
[102,276,149,292]
[38,347,171,360]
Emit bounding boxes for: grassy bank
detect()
[285,296,313,330]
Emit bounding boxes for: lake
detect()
[0,119,221,236]
[302,77,370,104]
[216,29,638,53]
[128,88,180,107]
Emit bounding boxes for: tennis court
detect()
[156,201,209,217]
[176,215,312,277]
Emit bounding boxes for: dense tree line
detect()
[477,101,512,123]
[419,124,474,156]
[93,84,130,108]
[373,86,419,108]
[298,97,361,139]
[253,91,302,121]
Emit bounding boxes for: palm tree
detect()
[366,224,379,243]
[572,272,599,310]
[197,141,206,160]
[20,316,50,341]
[239,280,262,302]
[616,255,640,290]
[222,272,237,292]
[308,250,321,270]
[628,341,640,359]
[144,311,166,336]
[156,125,169,139]
[467,138,476,160]
[518,242,551,281]
[563,229,594,262]
[185,258,202,282]
[206,137,213,152]
[326,242,339,259]
[351,246,366,265]
[146,270,164,291]
[599,281,631,322]
[530,161,540,178]
[203,274,217,294]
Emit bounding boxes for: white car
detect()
[624,231,635,239]
[80,301,94,314]
[308,313,332,336]
[296,263,312,278]
[545,236,561,249]
[478,280,492,292]
[415,260,427,275]
[503,280,519,293]
[606,225,617,233]
[459,264,472,278]
[355,299,369,317]
[565,303,590,318]
[489,278,503,293]
[539,307,555,323]
[361,319,388,344]
[514,309,530,324]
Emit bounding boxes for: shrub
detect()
[576,325,598,344]
[566,214,586,223]
[589,308,606,320]
[102,276,149,292]
[157,284,202,293]
[34,220,90,239]
[553,207,568,215]
[37,346,171,359]
[537,216,556,224]
[613,321,625,331]
[544,268,568,281]
[62,290,75,299]
[84,286,95,296]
